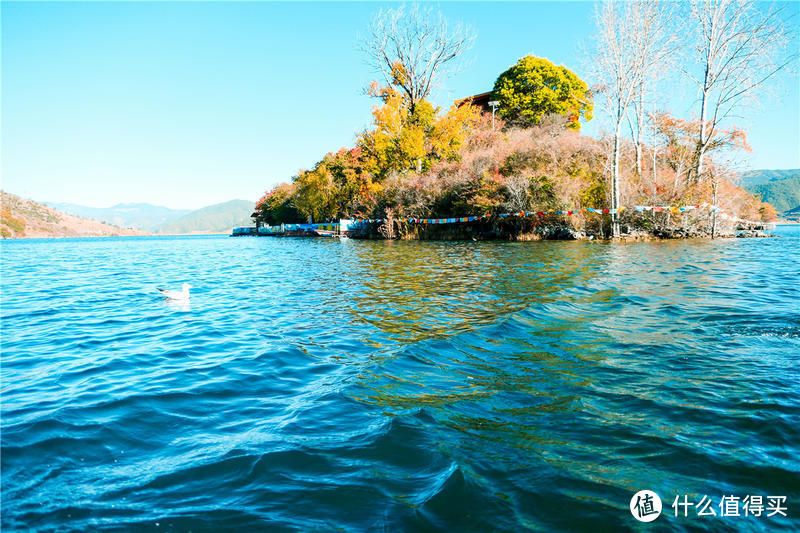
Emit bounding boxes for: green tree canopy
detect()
[254,183,301,225]
[492,56,593,130]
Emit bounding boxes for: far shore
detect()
[1,232,232,240]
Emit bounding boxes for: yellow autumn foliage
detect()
[358,82,479,179]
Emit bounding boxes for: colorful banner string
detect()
[355,202,764,227]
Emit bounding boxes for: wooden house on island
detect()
[454,91,493,113]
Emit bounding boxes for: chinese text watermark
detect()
[630,491,788,522]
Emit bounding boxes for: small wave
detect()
[2,235,798,531]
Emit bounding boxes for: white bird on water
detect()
[158,283,192,300]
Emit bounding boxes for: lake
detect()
[1,228,798,531]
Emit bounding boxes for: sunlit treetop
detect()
[492,55,593,130]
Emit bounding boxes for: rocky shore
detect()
[349,218,775,241]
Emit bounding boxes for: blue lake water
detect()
[1,228,799,531]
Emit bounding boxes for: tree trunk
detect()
[651,103,658,201]
[611,118,622,238]
[694,81,710,182]
[635,84,643,175]
[651,143,658,200]
[711,180,718,239]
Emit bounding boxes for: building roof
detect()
[454,91,493,110]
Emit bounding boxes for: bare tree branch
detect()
[685,0,796,181]
[359,4,475,113]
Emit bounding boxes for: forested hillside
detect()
[1,192,146,239]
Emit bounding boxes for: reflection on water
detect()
[1,230,799,531]
[163,297,192,312]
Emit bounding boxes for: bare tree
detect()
[504,174,531,213]
[626,82,647,176]
[684,0,795,182]
[593,0,670,237]
[627,9,676,179]
[360,4,475,114]
[631,0,677,181]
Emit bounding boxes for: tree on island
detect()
[683,0,794,183]
[360,4,475,114]
[358,80,479,178]
[491,56,593,130]
[593,0,672,237]
[291,148,382,223]
[254,183,300,226]
[651,111,751,198]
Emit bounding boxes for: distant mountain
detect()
[44,202,191,231]
[154,200,255,235]
[782,205,800,222]
[739,169,800,214]
[41,198,256,235]
[1,191,147,239]
[739,169,800,187]
[749,176,800,214]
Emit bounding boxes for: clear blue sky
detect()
[2,1,798,209]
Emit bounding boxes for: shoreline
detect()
[345,219,777,242]
[4,227,787,241]
[0,232,231,241]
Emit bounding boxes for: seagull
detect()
[158,283,192,300]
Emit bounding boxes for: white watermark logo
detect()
[630,490,662,522]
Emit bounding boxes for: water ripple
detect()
[2,230,799,530]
